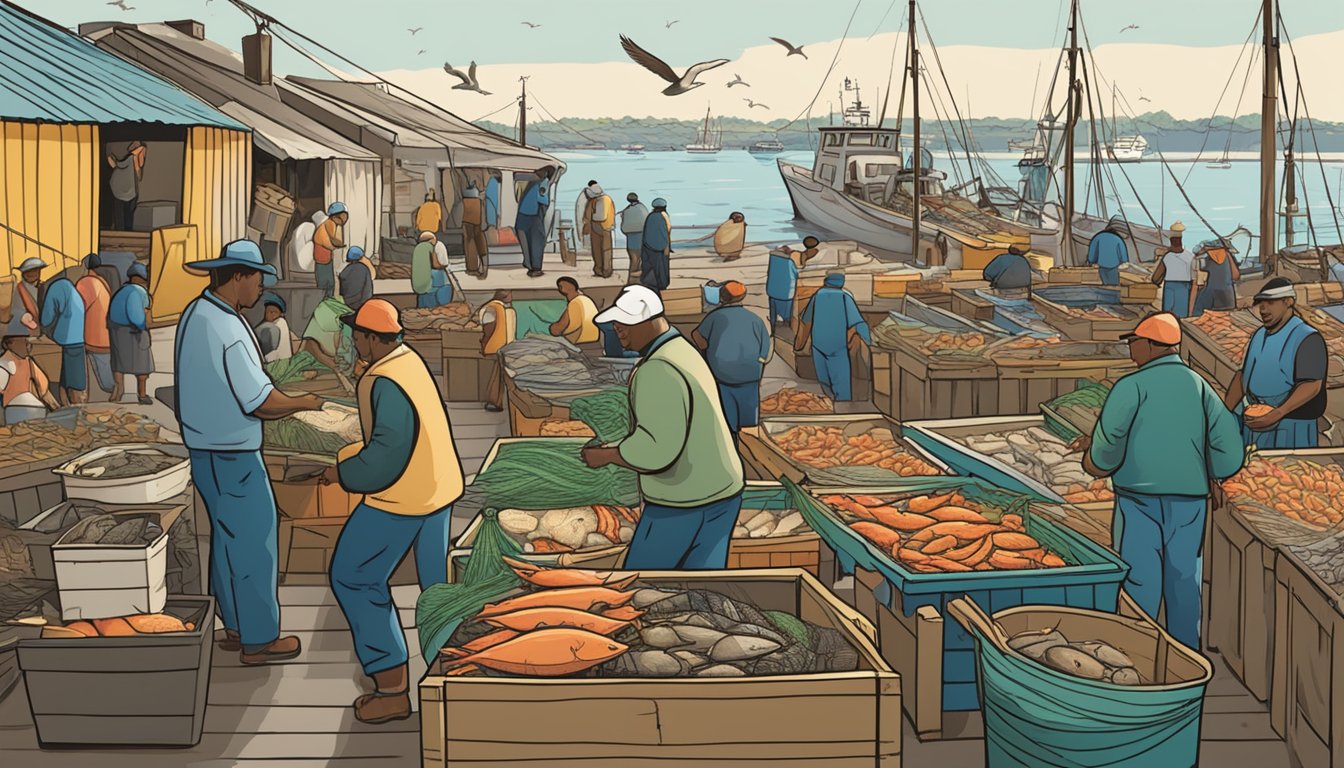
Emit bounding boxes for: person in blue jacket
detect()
[1223,277,1327,449]
[39,272,86,405]
[515,166,555,277]
[767,236,820,328]
[1086,216,1131,285]
[793,272,871,401]
[639,198,673,292]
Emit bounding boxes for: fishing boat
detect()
[686,107,723,154]
[749,138,786,154]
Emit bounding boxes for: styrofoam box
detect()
[53,513,168,621]
[54,444,190,505]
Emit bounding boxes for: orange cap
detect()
[1121,312,1181,346]
[722,281,747,300]
[342,298,403,335]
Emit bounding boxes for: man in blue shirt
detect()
[692,281,772,434]
[1086,216,1131,285]
[175,240,324,665]
[108,262,155,404]
[982,244,1033,291]
[639,198,674,293]
[794,272,871,401]
[515,166,555,277]
[767,236,819,329]
[1073,312,1245,648]
[39,273,86,405]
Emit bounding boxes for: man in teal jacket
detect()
[582,285,744,569]
[1072,312,1245,649]
[794,272,870,401]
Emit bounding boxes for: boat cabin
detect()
[812,127,901,196]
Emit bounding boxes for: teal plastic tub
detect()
[789,478,1129,710]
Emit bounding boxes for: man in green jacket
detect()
[582,285,745,569]
[1071,312,1245,649]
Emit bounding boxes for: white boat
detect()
[748,139,785,154]
[1207,150,1232,169]
[685,107,722,154]
[1105,134,1148,163]
[1008,138,1035,151]
[621,143,645,155]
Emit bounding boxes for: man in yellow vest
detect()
[323,299,463,724]
[582,181,617,278]
[480,290,516,412]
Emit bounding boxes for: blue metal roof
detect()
[0,2,246,129]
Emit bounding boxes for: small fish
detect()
[710,635,782,662]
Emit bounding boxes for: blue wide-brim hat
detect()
[186,239,278,287]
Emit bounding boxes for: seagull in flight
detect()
[107,0,135,10]
[666,20,680,29]
[408,27,423,35]
[418,49,427,55]
[744,98,769,110]
[1119,24,1139,33]
[619,35,729,96]
[521,21,541,28]
[726,73,749,88]
[770,37,808,59]
[444,62,491,95]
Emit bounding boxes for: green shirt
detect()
[1089,353,1245,496]
[616,330,744,507]
[411,241,435,295]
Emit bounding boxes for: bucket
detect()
[947,593,1212,768]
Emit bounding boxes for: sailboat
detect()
[777,2,1055,265]
[685,107,722,154]
[1103,86,1148,163]
[1206,151,1233,170]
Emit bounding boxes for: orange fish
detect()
[601,606,646,621]
[475,585,636,620]
[442,627,629,676]
[484,607,632,636]
[502,557,638,590]
[868,507,938,532]
[443,628,521,658]
[849,521,903,551]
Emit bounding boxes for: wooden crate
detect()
[1207,503,1277,703]
[277,517,347,577]
[772,325,816,380]
[892,345,998,422]
[441,328,495,402]
[419,569,898,768]
[1272,548,1344,768]
[1031,294,1145,341]
[739,414,951,486]
[991,343,1133,416]
[1179,313,1241,391]
[405,330,445,377]
[1046,266,1159,305]
[870,347,897,418]
[0,456,66,529]
[264,453,360,519]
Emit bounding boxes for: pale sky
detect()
[38,0,1344,122]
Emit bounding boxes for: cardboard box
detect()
[419,569,897,768]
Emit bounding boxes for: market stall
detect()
[499,336,632,437]
[738,414,950,486]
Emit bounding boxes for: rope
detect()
[917,9,981,183]
[776,0,866,133]
[1278,13,1343,247]
[527,92,608,145]
[471,98,521,124]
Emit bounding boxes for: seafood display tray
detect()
[739,414,952,487]
[449,482,833,582]
[419,569,899,768]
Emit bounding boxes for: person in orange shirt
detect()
[313,202,349,298]
[0,334,59,424]
[75,254,115,396]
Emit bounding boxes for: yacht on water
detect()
[749,138,786,154]
[1105,134,1148,163]
[1008,138,1035,151]
[686,107,723,154]
[621,143,646,154]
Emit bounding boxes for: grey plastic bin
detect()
[16,596,213,747]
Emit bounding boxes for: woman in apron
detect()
[1226,278,1327,449]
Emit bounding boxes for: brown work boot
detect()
[239,635,303,665]
[353,664,412,724]
[217,630,241,652]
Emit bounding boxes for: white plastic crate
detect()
[52,512,168,621]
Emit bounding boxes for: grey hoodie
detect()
[620,201,649,235]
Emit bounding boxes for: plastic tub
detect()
[53,444,190,504]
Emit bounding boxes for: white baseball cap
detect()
[594,285,665,325]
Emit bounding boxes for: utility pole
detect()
[1260,0,1278,265]
[518,76,529,148]
[908,0,921,263]
[1062,0,1078,264]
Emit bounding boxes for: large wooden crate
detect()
[991,342,1133,416]
[1046,265,1160,305]
[419,569,898,768]
[738,414,951,486]
[876,295,1005,421]
[1207,502,1277,703]
[1179,312,1241,392]
[441,328,497,403]
[1031,292,1145,341]
[1272,548,1344,768]
[449,481,832,581]
[405,329,446,377]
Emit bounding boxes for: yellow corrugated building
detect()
[0,1,251,322]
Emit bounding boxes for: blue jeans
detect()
[1161,281,1192,318]
[717,381,760,432]
[59,343,86,392]
[331,502,451,674]
[1113,492,1207,649]
[516,213,546,271]
[625,493,743,570]
[190,449,280,648]
[813,347,852,401]
[1098,265,1120,285]
[768,297,793,327]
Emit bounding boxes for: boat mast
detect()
[1284,117,1297,247]
[909,0,921,262]
[1260,0,1278,264]
[1063,0,1078,261]
[518,76,528,147]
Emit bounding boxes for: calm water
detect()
[555,149,1344,253]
